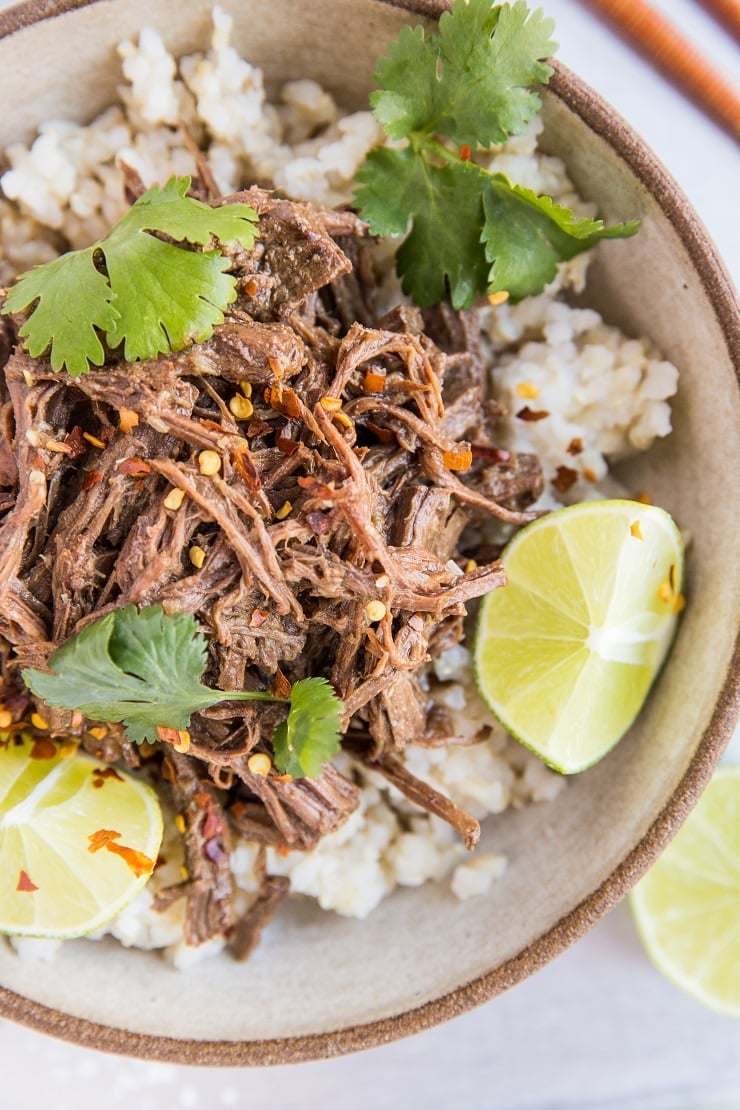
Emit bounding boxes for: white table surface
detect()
[1,1,739,1107]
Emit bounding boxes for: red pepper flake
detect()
[232,445,263,493]
[297,474,335,499]
[364,421,395,445]
[271,668,292,700]
[459,144,472,161]
[17,870,38,892]
[551,465,579,494]
[247,416,273,438]
[64,425,88,459]
[249,608,269,628]
[88,829,154,878]
[266,385,301,419]
[276,436,300,456]
[228,800,248,820]
[516,406,550,422]
[442,445,473,472]
[29,737,57,760]
[91,766,124,789]
[118,406,140,434]
[198,418,224,434]
[82,469,103,490]
[244,278,258,298]
[277,844,291,858]
[194,791,211,810]
[583,467,598,483]
[362,370,386,394]
[566,437,584,456]
[471,444,511,462]
[634,490,653,505]
[268,356,285,380]
[118,457,152,477]
[156,726,182,745]
[304,509,333,535]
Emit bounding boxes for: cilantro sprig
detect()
[23,605,342,779]
[355,0,639,308]
[2,177,259,377]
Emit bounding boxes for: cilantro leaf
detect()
[6,249,120,377]
[23,605,343,777]
[272,678,343,779]
[482,175,640,300]
[356,148,489,309]
[356,0,639,309]
[370,24,439,141]
[103,237,236,363]
[2,176,259,376]
[23,606,222,744]
[368,0,555,148]
[434,0,556,147]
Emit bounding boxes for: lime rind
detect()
[473,499,685,774]
[0,735,163,939]
[629,766,740,1017]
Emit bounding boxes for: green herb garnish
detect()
[355,0,639,308]
[2,176,259,377]
[23,606,342,779]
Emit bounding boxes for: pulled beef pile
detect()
[0,182,543,952]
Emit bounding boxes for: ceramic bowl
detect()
[0,0,737,1066]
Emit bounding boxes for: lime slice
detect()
[630,766,740,1016]
[474,499,684,773]
[0,733,163,938]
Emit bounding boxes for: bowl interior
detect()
[0,0,737,1062]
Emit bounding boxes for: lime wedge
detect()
[474,499,684,773]
[630,766,740,1016]
[0,733,163,938]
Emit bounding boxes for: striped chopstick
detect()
[578,0,740,139]
[695,0,740,43]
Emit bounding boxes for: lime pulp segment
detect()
[0,734,163,938]
[474,500,684,774]
[630,766,740,1016]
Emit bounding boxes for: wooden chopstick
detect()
[694,0,740,44]
[579,0,740,140]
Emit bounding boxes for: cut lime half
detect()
[0,733,163,938]
[474,499,684,774]
[631,766,740,1017]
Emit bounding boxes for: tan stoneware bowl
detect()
[0,0,738,1067]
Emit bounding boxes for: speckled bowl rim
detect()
[0,0,738,1067]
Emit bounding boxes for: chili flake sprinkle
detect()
[442,445,473,472]
[88,829,154,878]
[16,870,38,893]
[516,406,550,422]
[91,766,124,789]
[551,466,579,494]
[630,520,644,540]
[30,736,56,760]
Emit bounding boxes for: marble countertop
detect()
[1,1,738,1107]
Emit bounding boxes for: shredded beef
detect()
[0,183,543,956]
